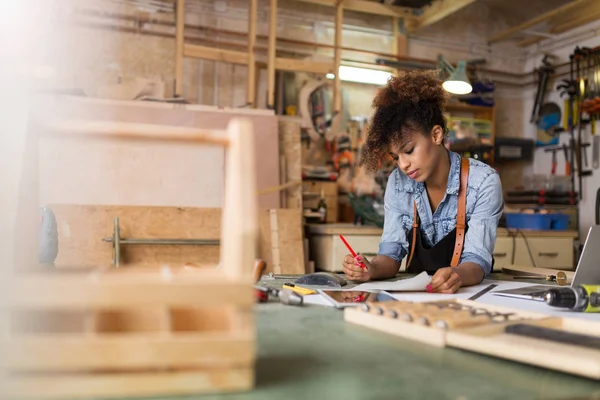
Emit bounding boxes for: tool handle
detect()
[252,259,267,284]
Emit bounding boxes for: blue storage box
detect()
[550,213,569,230]
[504,213,552,230]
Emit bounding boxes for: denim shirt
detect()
[378,151,504,276]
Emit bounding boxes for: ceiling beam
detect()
[488,0,591,43]
[292,0,414,18]
[406,0,477,33]
[516,1,600,47]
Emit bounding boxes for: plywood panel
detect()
[278,117,302,209]
[259,209,306,274]
[31,95,280,210]
[50,205,222,268]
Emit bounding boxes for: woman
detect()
[342,70,503,294]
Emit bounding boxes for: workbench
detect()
[106,273,600,400]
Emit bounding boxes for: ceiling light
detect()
[327,66,392,86]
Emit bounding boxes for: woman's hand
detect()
[428,267,462,294]
[342,254,371,282]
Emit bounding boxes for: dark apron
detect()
[406,222,469,274]
[405,157,469,275]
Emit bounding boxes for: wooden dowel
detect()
[175,0,185,97]
[267,0,277,109]
[42,120,230,146]
[247,0,258,107]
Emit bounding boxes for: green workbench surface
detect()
[138,274,600,400]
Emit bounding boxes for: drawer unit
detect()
[492,237,514,272]
[513,237,574,270]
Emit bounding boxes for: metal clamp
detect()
[103,217,220,267]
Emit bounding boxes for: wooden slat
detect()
[275,58,334,74]
[220,118,258,281]
[333,0,343,114]
[183,43,249,65]
[174,0,185,96]
[488,0,591,43]
[4,368,254,400]
[0,277,254,309]
[42,119,230,145]
[1,331,254,371]
[407,0,477,32]
[247,0,258,107]
[267,0,278,109]
[293,0,412,18]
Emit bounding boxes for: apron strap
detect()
[407,201,419,267]
[406,156,469,269]
[450,157,470,267]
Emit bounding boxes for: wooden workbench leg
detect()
[220,118,258,280]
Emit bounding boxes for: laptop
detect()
[493,225,600,301]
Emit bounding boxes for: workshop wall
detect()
[523,19,600,237]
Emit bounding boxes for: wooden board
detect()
[259,209,306,275]
[278,118,302,209]
[49,205,222,268]
[446,317,600,380]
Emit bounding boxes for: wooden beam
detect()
[488,0,590,43]
[516,0,599,47]
[267,0,277,109]
[333,0,343,115]
[393,17,407,58]
[407,0,477,32]
[174,0,185,97]
[247,0,258,107]
[274,58,334,74]
[184,43,249,65]
[293,0,413,18]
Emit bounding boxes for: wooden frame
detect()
[0,117,259,399]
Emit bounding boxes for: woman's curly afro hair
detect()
[360,70,450,172]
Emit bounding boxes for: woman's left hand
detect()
[428,267,462,294]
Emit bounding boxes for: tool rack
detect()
[1,118,259,399]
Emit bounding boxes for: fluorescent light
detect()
[327,66,392,85]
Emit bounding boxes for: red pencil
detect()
[339,234,368,271]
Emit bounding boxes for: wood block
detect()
[259,208,306,274]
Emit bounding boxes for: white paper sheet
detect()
[352,271,431,292]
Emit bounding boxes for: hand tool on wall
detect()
[531,55,555,124]
[562,144,571,176]
[550,148,557,176]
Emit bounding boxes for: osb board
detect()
[259,209,306,275]
[278,118,302,209]
[30,94,279,210]
[50,204,222,268]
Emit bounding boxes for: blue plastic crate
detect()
[550,213,569,230]
[504,213,552,230]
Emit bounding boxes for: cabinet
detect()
[302,180,338,223]
[493,229,577,271]
[307,224,577,273]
